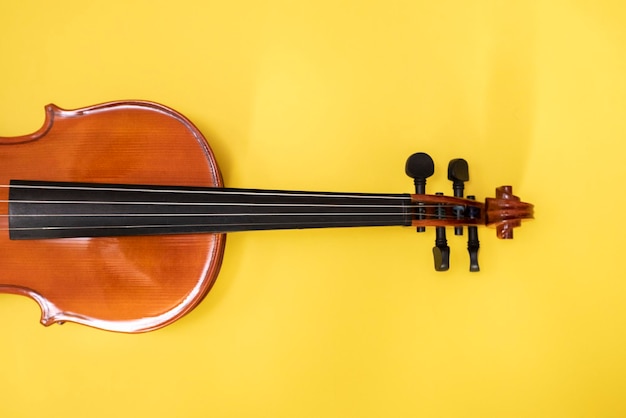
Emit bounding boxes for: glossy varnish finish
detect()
[0,101,225,332]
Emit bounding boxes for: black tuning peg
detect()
[448,158,469,196]
[405,152,434,233]
[448,158,469,236]
[432,192,450,271]
[466,195,480,272]
[406,152,434,194]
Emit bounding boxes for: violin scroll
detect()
[485,186,534,239]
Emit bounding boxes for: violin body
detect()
[0,101,226,332]
[0,101,533,333]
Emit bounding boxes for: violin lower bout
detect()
[0,233,224,332]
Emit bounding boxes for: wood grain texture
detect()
[0,101,225,332]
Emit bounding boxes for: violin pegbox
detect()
[405,153,534,272]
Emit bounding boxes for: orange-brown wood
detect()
[0,101,225,332]
[485,186,535,239]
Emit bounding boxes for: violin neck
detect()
[8,180,413,240]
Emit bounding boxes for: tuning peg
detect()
[466,195,480,272]
[432,192,450,271]
[448,158,469,195]
[448,158,469,236]
[406,152,434,194]
[405,152,434,233]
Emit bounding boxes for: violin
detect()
[0,101,533,333]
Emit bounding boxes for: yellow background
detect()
[1,1,625,417]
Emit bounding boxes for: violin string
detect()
[0,213,462,220]
[0,200,463,210]
[5,220,411,233]
[6,216,477,232]
[0,199,470,214]
[2,208,472,232]
[0,202,468,219]
[1,184,478,203]
[1,183,477,209]
[0,183,410,200]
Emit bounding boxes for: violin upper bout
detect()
[0,104,65,145]
[485,186,534,239]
